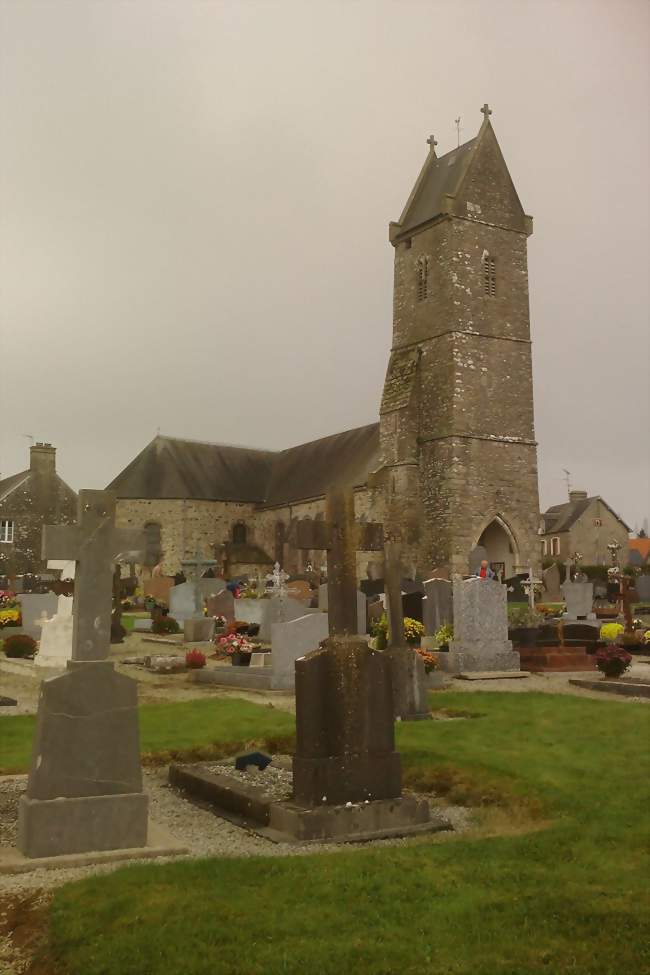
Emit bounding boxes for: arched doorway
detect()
[477,517,519,580]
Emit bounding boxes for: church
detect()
[109,106,541,583]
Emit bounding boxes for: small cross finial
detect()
[481,103,492,119]
[426,134,438,151]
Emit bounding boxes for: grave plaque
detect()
[18,490,149,859]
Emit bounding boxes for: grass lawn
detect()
[0,697,295,774]
[31,691,650,975]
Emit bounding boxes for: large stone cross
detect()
[383,541,405,648]
[43,490,146,661]
[292,486,383,637]
[182,547,218,616]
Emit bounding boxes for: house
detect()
[0,444,77,582]
[540,491,630,566]
[109,106,542,581]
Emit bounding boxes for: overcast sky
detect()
[0,0,648,530]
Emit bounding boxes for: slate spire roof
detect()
[389,104,529,241]
[107,424,381,507]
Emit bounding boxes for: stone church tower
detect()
[377,105,540,578]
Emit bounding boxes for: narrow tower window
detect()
[482,253,496,296]
[416,256,429,302]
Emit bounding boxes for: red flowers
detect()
[595,645,632,679]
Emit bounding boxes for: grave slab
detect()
[568,677,650,698]
[455,671,531,680]
[0,821,188,875]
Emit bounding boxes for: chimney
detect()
[30,442,56,476]
[569,489,588,503]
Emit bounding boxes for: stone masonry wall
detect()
[0,474,77,578]
[115,489,383,582]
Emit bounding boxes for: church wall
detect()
[115,489,384,583]
[253,488,383,581]
[419,436,540,576]
[115,498,256,576]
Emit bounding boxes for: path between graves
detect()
[3,638,649,718]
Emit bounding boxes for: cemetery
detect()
[1,5,648,970]
[0,484,648,974]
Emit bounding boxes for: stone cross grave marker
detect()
[181,548,218,618]
[291,487,383,637]
[43,490,146,661]
[19,490,149,859]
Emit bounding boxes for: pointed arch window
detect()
[482,252,496,297]
[416,256,430,302]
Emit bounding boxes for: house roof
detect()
[107,424,381,507]
[541,496,631,533]
[629,538,650,562]
[0,471,30,503]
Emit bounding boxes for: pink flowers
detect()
[216,632,253,655]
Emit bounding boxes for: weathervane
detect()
[454,117,461,147]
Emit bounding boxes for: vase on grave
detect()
[231,651,251,667]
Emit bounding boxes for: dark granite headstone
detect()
[402,591,423,623]
[562,622,599,647]
[293,638,401,806]
[1,696,18,707]
[422,578,453,635]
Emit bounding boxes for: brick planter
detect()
[517,645,597,672]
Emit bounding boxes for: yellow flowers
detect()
[0,607,21,626]
[599,622,624,642]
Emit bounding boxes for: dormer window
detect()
[416,256,429,302]
[482,252,496,296]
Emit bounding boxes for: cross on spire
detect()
[426,134,438,152]
[481,102,492,119]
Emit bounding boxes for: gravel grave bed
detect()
[204,763,293,801]
[0,765,471,897]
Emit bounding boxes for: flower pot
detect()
[231,651,251,667]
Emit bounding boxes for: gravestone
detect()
[279,487,429,837]
[285,579,312,603]
[562,580,595,620]
[206,589,236,622]
[562,622,599,647]
[318,584,367,635]
[542,564,562,602]
[636,575,650,602]
[235,597,319,642]
[469,545,488,575]
[382,541,429,721]
[169,579,225,622]
[143,576,174,605]
[18,490,148,859]
[422,578,453,635]
[133,618,153,632]
[270,612,329,689]
[402,590,423,622]
[16,593,58,639]
[34,595,74,668]
[439,577,520,673]
[183,617,215,642]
